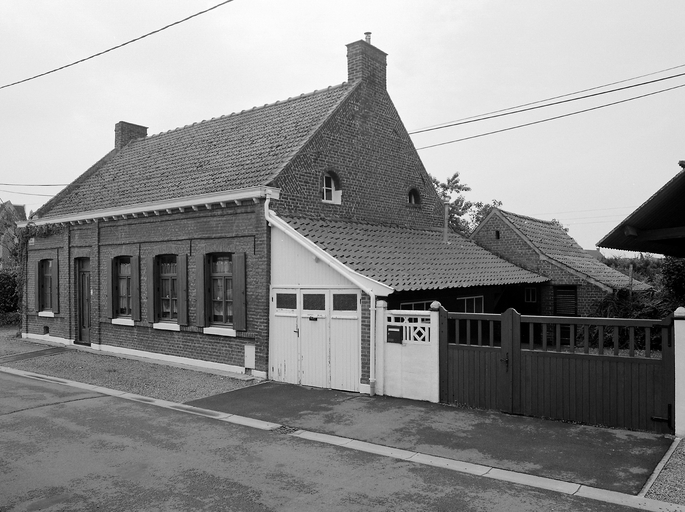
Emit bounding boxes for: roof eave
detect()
[18,186,281,228]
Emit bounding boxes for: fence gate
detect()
[439,308,675,434]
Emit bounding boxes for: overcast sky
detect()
[1,1,683,253]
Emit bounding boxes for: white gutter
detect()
[18,186,281,228]
[263,200,392,396]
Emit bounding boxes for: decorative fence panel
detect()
[439,308,675,434]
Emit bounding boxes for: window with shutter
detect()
[554,286,577,316]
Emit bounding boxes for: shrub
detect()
[0,269,19,313]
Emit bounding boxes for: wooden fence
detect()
[438,309,675,433]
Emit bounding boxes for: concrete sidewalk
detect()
[188,381,673,496]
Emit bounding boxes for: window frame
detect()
[455,295,484,313]
[524,287,537,303]
[321,171,342,205]
[109,255,140,323]
[196,252,246,334]
[35,257,58,316]
[148,253,187,328]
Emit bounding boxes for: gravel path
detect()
[2,326,684,506]
[0,327,257,403]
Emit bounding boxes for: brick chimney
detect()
[346,33,387,89]
[115,121,148,150]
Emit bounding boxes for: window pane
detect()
[162,279,170,298]
[225,278,233,300]
[212,278,223,300]
[475,297,483,313]
[226,303,233,324]
[303,293,325,311]
[211,255,232,274]
[333,294,357,311]
[276,293,297,310]
[213,301,223,322]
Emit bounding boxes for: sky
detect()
[1,0,683,255]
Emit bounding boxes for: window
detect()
[211,254,233,324]
[36,259,58,313]
[525,287,537,303]
[495,230,501,240]
[322,171,342,204]
[554,286,577,316]
[408,188,421,205]
[400,300,433,311]
[197,252,246,331]
[159,255,178,320]
[110,256,140,322]
[148,253,187,326]
[456,296,484,313]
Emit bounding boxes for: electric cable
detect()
[415,81,685,150]
[0,0,234,90]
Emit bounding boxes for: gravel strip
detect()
[645,439,685,505]
[0,328,257,403]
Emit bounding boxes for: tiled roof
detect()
[498,210,651,291]
[283,216,548,292]
[37,84,355,219]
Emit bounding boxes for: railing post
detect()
[433,302,448,403]
[375,300,388,397]
[674,307,685,437]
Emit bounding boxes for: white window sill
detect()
[38,311,55,318]
[203,327,237,337]
[112,318,134,327]
[153,322,180,332]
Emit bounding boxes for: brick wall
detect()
[24,203,270,372]
[271,83,444,231]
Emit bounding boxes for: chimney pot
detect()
[365,32,372,43]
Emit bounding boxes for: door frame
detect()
[75,257,91,346]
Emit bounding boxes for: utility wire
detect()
[416,81,685,150]
[0,183,67,187]
[0,0,234,90]
[0,189,54,197]
[410,70,685,135]
[410,63,685,133]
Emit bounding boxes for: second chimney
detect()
[115,121,148,150]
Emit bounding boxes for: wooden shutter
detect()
[34,260,41,312]
[233,252,247,331]
[131,256,141,322]
[51,258,59,314]
[178,254,188,326]
[147,255,159,323]
[196,254,207,327]
[554,287,577,316]
[108,258,116,319]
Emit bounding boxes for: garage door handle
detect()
[309,317,318,321]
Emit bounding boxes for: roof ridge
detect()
[499,208,557,226]
[142,82,350,141]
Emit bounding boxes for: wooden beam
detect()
[632,225,685,242]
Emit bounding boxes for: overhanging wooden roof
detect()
[597,169,685,257]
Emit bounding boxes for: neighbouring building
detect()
[471,208,650,316]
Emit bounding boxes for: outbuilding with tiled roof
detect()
[471,208,651,316]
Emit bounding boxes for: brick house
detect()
[471,208,651,316]
[18,37,546,394]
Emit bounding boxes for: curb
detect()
[3,365,684,512]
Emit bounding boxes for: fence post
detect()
[433,302,448,403]
[674,307,685,437]
[375,300,388,397]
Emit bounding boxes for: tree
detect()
[431,172,502,235]
[661,256,685,307]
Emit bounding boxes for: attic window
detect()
[322,171,342,205]
[408,189,421,205]
[495,230,501,239]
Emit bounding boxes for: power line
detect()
[0,183,68,187]
[0,189,54,197]
[410,63,685,134]
[0,0,235,90]
[410,70,685,135]
[415,81,685,151]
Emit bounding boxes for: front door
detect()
[76,258,91,345]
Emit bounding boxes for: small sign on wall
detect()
[28,237,35,246]
[387,325,403,344]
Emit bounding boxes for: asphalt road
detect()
[0,372,639,511]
